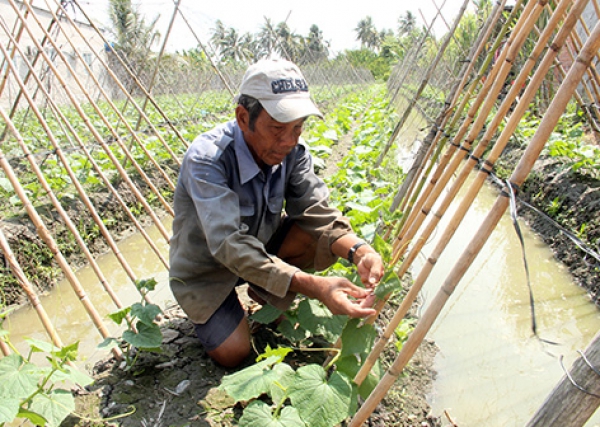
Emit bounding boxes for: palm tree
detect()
[274,22,303,62]
[257,18,278,58]
[355,16,376,48]
[398,11,417,38]
[303,24,328,63]
[108,0,159,58]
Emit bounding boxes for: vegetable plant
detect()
[0,310,94,427]
[99,278,163,369]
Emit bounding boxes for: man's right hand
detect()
[290,272,376,318]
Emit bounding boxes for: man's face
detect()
[236,106,305,167]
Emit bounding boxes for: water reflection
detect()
[416,172,600,426]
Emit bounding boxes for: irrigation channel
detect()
[6,150,600,426]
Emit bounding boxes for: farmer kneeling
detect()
[169,59,384,368]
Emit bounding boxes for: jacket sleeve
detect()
[284,144,355,270]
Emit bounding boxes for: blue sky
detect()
[77,0,475,54]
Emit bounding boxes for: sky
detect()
[75,0,474,55]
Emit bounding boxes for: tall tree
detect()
[398,11,417,37]
[303,24,329,63]
[355,16,382,51]
[108,0,159,60]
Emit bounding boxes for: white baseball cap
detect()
[236,59,323,123]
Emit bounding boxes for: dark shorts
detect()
[193,217,295,352]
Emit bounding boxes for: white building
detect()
[0,0,108,111]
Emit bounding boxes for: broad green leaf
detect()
[288,365,352,427]
[322,129,338,141]
[52,341,80,362]
[335,355,382,400]
[107,307,131,325]
[131,303,162,326]
[25,338,58,354]
[16,408,47,426]
[219,356,280,402]
[0,177,14,193]
[340,318,376,357]
[97,337,119,350]
[29,389,75,427]
[297,299,346,343]
[371,233,392,263]
[345,201,373,213]
[250,304,283,324]
[268,362,295,404]
[277,318,309,343]
[0,397,20,423]
[122,322,162,349]
[256,344,292,364]
[136,278,158,292]
[0,354,40,399]
[374,271,403,300]
[239,401,305,427]
[50,365,94,387]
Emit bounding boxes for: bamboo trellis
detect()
[1,0,599,425]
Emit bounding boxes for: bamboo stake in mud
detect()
[0,127,120,359]
[0,89,126,311]
[390,0,508,214]
[349,19,600,427]
[375,0,470,168]
[8,0,171,243]
[0,223,64,351]
[355,0,586,386]
[391,0,540,260]
[390,0,525,242]
[0,20,170,272]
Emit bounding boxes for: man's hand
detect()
[290,272,376,318]
[356,252,384,289]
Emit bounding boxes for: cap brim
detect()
[260,97,323,123]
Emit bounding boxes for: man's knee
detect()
[207,317,251,368]
[277,223,317,269]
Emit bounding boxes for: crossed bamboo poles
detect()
[1,0,599,422]
[349,1,600,425]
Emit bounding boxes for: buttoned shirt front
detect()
[169,120,352,323]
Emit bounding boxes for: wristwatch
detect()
[347,241,368,264]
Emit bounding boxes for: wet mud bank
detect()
[66,300,440,427]
[496,143,600,300]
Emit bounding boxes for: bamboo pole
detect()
[7,0,171,243]
[391,0,538,259]
[0,118,120,359]
[375,0,470,168]
[355,0,584,386]
[0,82,125,311]
[43,0,180,186]
[0,0,64,143]
[390,0,525,245]
[47,0,184,168]
[390,0,507,213]
[68,0,190,149]
[0,20,170,272]
[133,0,181,132]
[349,17,600,427]
[0,224,63,350]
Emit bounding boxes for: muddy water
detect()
[5,217,173,366]
[413,171,600,426]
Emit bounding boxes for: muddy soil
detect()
[496,141,600,300]
[65,292,439,427]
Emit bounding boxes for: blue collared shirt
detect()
[169,120,352,323]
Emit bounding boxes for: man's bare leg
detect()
[206,317,251,368]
